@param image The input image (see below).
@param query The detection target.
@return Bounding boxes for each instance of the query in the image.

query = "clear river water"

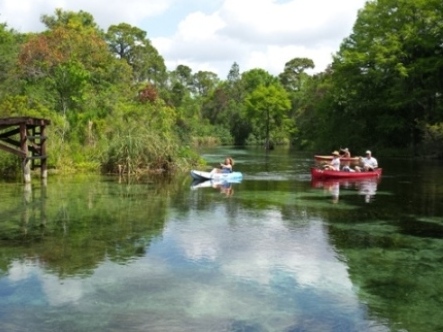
[0,146,442,332]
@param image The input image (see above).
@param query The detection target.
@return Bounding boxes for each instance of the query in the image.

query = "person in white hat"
[323,151,341,171]
[355,150,378,172]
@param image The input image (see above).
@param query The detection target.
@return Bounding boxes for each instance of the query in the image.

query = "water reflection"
[191,179,240,197]
[0,182,48,238]
[311,177,381,203]
[1,179,386,331]
[0,175,169,278]
[156,205,385,331]
[1,149,443,331]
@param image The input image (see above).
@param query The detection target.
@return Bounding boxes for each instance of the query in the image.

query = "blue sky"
[0,0,368,78]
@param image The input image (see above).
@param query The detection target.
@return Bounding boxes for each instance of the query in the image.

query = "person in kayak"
[210,157,234,174]
[355,150,378,172]
[323,151,341,171]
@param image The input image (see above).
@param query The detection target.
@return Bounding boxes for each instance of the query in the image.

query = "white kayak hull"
[190,170,243,182]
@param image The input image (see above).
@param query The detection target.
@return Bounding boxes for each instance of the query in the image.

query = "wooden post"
[0,117,50,183]
[40,123,48,180]
[20,123,31,183]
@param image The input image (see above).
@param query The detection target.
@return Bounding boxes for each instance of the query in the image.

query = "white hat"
[366,150,371,154]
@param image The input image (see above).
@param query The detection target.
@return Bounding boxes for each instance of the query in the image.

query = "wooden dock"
[0,117,50,182]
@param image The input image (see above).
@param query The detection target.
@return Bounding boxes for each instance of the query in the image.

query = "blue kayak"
[190,170,243,182]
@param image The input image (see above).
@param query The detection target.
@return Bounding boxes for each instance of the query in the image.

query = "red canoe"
[311,167,382,179]
[314,155,360,162]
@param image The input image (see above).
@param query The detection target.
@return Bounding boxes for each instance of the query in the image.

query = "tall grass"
[102,126,178,174]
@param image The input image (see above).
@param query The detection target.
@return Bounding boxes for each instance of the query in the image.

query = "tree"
[277,57,315,147]
[17,9,133,147]
[245,83,291,149]
[18,24,123,112]
[331,0,443,151]
[279,57,314,92]
[41,8,101,33]
[241,68,277,93]
[192,70,219,97]
[171,65,193,88]
[106,23,166,85]
[0,23,22,99]
[201,85,229,125]
[226,62,243,103]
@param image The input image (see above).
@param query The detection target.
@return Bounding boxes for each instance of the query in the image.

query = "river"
[0,146,442,332]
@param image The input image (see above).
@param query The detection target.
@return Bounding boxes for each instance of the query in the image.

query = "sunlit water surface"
[0,147,442,332]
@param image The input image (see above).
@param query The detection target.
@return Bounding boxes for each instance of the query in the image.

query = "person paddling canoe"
[355,150,378,172]
[323,151,340,171]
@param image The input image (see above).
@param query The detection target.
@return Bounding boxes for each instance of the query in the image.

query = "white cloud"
[154,0,367,76]
[0,0,172,32]
[177,11,225,41]
[168,207,354,294]
[0,0,367,78]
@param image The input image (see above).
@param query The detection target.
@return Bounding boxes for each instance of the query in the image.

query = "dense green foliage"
[318,0,443,154]
[0,1,442,176]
